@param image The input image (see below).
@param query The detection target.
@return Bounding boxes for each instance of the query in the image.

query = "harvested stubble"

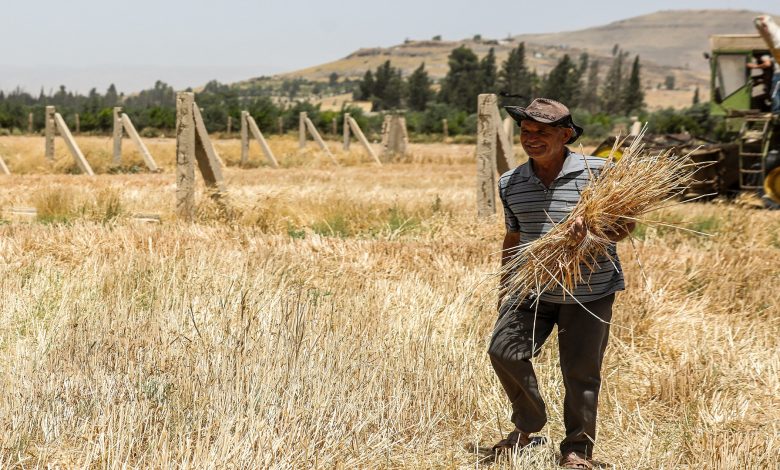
[502,136,697,304]
[0,144,777,468]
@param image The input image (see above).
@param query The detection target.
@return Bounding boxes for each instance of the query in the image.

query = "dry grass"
[0,135,479,176]
[0,139,778,468]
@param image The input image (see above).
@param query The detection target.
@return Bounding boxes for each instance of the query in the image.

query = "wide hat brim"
[504,106,583,145]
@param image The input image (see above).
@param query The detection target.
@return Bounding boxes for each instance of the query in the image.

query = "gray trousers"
[488,294,614,457]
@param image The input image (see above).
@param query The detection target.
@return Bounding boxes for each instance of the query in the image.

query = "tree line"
[355,42,645,117]
[1,41,713,141]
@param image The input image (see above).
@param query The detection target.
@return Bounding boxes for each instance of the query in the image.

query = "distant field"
[310,89,698,113]
[0,137,777,468]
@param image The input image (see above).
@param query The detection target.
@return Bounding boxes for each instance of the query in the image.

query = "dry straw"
[500,132,700,306]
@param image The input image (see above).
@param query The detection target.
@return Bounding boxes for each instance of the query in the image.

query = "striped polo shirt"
[498,150,625,304]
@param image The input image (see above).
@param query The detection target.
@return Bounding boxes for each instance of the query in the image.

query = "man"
[487,98,633,469]
[747,53,780,114]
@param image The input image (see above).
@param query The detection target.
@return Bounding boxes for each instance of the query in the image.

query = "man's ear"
[562,127,574,142]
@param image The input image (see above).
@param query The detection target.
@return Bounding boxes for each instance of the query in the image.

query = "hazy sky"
[1,0,777,93]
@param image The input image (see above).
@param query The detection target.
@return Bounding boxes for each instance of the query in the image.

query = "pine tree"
[577,52,589,75]
[498,42,532,99]
[529,69,542,99]
[371,61,404,110]
[480,48,498,92]
[383,69,404,110]
[580,60,600,113]
[373,61,393,102]
[541,54,579,106]
[105,84,118,107]
[621,55,644,115]
[407,63,433,111]
[356,70,374,101]
[601,49,627,114]
[438,45,481,112]
[692,86,700,105]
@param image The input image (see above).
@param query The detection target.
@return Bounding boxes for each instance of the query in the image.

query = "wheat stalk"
[500,134,699,304]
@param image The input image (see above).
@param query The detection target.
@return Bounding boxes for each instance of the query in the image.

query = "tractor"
[593,15,780,208]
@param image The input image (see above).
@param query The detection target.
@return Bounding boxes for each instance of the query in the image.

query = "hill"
[513,9,779,72]
[255,9,779,110]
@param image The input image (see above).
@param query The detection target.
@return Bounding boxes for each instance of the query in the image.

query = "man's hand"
[569,216,635,243]
[569,215,587,243]
[605,221,636,242]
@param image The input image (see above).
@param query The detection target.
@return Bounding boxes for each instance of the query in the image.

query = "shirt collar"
[559,149,585,177]
[518,148,584,179]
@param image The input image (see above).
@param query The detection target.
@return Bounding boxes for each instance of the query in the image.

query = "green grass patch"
[387,205,420,235]
[311,213,351,237]
[287,223,306,239]
[631,223,648,240]
[689,216,720,235]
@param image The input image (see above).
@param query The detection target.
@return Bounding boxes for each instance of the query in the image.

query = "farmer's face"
[520,120,572,164]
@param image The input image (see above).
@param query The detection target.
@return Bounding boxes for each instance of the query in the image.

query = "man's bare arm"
[748,57,773,69]
[498,231,521,310]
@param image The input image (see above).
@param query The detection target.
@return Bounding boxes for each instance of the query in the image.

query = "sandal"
[558,450,593,469]
[492,430,546,454]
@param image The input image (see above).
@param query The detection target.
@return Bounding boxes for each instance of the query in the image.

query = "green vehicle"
[709,33,779,208]
[594,29,780,208]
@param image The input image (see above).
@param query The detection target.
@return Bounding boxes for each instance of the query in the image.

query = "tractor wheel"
[763,168,780,209]
[592,136,628,161]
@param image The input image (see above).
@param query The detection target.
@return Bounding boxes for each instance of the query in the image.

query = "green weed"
[311,213,350,237]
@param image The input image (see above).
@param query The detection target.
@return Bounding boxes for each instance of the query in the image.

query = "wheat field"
[0,135,778,468]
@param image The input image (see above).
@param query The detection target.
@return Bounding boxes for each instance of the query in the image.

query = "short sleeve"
[499,180,520,233]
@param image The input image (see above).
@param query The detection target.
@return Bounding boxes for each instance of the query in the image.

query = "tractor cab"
[709,34,776,117]
[709,34,780,207]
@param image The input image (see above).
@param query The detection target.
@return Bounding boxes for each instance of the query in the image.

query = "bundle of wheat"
[500,135,698,305]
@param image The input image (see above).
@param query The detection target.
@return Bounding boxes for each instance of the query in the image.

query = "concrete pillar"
[278,116,284,135]
[399,116,409,149]
[28,112,33,134]
[299,112,307,149]
[121,113,158,171]
[0,154,10,175]
[240,111,249,165]
[503,116,514,144]
[629,118,642,136]
[192,104,226,193]
[477,94,499,218]
[495,113,516,172]
[227,115,232,136]
[246,114,279,168]
[45,106,55,160]
[442,118,449,139]
[75,113,80,134]
[382,115,407,160]
[54,112,94,176]
[112,107,123,165]
[331,117,337,135]
[347,116,381,166]
[176,92,196,221]
[303,115,338,164]
[343,113,351,151]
